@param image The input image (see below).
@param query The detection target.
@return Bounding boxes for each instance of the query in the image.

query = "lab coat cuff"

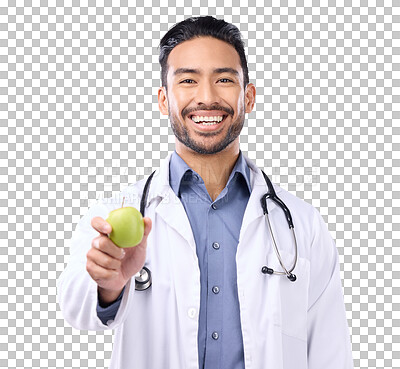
[102,277,135,329]
[96,286,126,325]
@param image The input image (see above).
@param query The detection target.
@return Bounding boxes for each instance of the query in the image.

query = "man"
[57,16,354,369]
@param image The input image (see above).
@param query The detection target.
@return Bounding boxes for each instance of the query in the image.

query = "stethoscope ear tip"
[261,266,274,275]
[287,273,296,282]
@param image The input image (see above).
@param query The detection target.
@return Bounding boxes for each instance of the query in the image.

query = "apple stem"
[122,196,125,208]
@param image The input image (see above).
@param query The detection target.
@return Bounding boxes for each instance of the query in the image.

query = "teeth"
[191,115,224,123]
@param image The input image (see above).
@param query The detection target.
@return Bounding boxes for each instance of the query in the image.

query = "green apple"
[106,200,144,248]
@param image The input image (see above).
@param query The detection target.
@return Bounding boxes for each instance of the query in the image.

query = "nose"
[194,81,221,106]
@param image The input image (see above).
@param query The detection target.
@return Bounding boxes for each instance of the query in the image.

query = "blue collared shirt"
[97,150,251,369]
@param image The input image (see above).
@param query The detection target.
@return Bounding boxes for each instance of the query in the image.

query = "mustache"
[183,105,234,117]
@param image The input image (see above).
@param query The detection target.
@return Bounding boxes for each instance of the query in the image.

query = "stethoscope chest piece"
[135,266,152,291]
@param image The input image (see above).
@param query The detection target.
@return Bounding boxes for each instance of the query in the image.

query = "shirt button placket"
[207,201,222,365]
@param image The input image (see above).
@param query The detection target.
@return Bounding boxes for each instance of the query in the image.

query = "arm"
[56,200,123,330]
[307,209,354,369]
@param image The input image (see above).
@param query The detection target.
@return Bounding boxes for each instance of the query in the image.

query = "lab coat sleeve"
[307,209,354,369]
[56,199,135,331]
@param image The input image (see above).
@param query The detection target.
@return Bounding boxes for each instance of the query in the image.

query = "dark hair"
[158,16,249,91]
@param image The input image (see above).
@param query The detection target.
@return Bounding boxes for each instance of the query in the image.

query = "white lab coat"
[57,151,354,369]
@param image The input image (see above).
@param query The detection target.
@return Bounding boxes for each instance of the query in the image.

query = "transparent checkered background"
[1,0,399,368]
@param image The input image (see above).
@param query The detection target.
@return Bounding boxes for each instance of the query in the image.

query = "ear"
[158,86,169,116]
[244,83,256,114]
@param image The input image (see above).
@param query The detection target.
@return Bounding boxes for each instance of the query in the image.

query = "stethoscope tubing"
[135,168,299,290]
[265,213,298,276]
[260,170,298,282]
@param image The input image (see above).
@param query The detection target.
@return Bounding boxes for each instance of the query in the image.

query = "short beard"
[169,108,245,155]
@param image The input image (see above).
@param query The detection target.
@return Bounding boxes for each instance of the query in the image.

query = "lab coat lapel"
[155,190,197,253]
[146,152,197,253]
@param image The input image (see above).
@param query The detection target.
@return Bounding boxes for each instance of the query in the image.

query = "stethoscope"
[134,168,298,291]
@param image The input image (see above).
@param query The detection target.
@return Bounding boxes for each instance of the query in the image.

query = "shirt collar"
[169,150,252,198]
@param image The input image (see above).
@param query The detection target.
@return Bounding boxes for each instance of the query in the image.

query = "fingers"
[91,216,112,235]
[86,237,124,283]
[86,258,119,281]
[88,247,122,271]
[92,235,126,260]
[86,235,126,292]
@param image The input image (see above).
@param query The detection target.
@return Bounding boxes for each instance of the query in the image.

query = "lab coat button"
[187,308,197,319]
[212,286,220,294]
[211,204,217,210]
[212,331,219,340]
[212,242,220,250]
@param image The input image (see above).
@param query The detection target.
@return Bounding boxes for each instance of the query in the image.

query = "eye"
[219,78,233,83]
[180,79,195,84]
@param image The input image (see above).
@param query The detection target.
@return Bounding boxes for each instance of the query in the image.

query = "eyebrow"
[173,67,240,77]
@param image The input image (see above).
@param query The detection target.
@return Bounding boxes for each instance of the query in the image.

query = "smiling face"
[158,36,256,155]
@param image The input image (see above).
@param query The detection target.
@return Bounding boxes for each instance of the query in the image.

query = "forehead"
[167,37,242,77]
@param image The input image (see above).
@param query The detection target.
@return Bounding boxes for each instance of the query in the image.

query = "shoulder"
[273,184,316,215]
[270,183,328,246]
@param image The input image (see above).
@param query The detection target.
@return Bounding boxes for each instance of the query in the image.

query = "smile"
[190,115,228,126]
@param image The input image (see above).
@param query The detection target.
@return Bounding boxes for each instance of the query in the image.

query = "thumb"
[142,217,152,240]
[125,217,152,254]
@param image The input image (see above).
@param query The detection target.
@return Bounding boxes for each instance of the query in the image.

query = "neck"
[175,140,240,201]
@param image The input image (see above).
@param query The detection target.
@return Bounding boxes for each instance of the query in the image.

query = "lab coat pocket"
[270,250,310,342]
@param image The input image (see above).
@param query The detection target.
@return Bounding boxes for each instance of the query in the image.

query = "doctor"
[57,16,354,369]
